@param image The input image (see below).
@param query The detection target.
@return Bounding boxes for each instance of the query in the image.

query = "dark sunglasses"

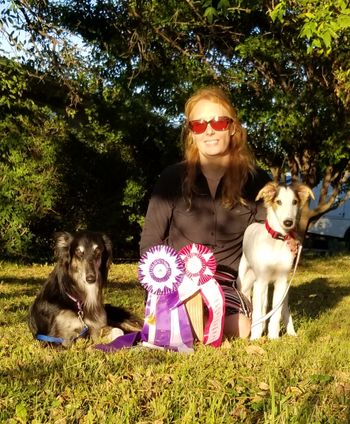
[188,116,233,134]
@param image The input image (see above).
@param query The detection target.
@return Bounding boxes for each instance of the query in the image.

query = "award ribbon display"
[95,244,225,352]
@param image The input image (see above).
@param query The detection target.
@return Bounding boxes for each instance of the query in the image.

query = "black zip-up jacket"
[140,162,270,276]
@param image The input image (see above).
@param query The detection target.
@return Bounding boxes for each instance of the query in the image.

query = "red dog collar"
[265,220,297,241]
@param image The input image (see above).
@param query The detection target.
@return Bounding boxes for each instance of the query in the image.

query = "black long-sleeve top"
[140,161,270,276]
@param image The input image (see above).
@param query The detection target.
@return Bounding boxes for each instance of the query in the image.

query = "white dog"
[238,181,314,339]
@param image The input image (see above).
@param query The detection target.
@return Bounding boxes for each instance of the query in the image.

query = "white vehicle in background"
[307,184,350,249]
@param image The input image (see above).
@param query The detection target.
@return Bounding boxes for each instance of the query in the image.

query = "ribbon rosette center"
[138,245,184,295]
[149,258,171,282]
[184,254,205,276]
[179,244,217,285]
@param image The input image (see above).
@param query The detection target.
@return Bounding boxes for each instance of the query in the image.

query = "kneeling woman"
[140,86,270,338]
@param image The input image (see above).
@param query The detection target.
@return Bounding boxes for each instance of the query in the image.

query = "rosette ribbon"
[178,244,225,347]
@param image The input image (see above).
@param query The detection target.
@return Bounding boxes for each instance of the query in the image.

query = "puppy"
[28,230,139,347]
[238,182,314,339]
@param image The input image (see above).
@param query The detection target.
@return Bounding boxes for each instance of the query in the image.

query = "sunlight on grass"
[1,254,350,423]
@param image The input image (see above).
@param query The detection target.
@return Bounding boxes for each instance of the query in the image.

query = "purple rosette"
[138,245,185,295]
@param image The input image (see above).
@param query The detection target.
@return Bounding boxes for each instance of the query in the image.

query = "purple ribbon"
[94,332,141,352]
[143,292,193,351]
[95,292,193,352]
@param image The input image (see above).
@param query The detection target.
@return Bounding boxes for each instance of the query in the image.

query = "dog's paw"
[99,326,124,343]
[250,325,264,340]
[109,327,124,341]
[250,331,263,341]
[286,321,297,336]
[267,333,280,340]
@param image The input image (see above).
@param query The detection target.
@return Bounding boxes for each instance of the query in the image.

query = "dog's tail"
[104,304,143,333]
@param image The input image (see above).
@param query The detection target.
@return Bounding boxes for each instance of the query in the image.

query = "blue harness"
[36,293,89,345]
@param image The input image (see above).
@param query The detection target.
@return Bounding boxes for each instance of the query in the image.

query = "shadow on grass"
[3,274,350,319]
[1,275,140,292]
[108,281,141,291]
[0,277,45,301]
[0,276,45,286]
[1,353,82,383]
[289,277,350,320]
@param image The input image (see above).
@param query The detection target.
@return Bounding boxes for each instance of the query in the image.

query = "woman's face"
[189,99,234,161]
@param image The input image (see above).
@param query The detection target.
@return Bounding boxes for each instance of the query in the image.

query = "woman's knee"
[224,313,251,339]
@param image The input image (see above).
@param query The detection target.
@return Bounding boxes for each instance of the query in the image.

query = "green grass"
[1,254,350,423]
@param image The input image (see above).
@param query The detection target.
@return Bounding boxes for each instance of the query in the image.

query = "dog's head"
[54,231,113,286]
[256,181,314,230]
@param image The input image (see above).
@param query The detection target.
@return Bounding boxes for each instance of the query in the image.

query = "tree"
[34,0,349,235]
[0,0,349,260]
[0,58,64,259]
[0,54,181,260]
[0,1,182,260]
[268,0,350,232]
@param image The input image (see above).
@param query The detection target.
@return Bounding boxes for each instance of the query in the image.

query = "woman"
[140,86,270,338]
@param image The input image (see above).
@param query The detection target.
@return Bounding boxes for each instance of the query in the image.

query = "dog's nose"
[86,274,96,283]
[283,219,294,228]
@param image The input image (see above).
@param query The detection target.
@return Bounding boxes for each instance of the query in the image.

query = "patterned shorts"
[215,271,252,318]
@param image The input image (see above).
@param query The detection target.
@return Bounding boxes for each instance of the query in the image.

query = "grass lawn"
[1,253,350,423]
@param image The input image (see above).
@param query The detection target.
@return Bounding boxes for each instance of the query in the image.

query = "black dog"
[28,231,141,347]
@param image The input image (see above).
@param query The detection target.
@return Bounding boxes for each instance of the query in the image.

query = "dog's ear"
[256,181,279,203]
[294,183,315,206]
[102,234,113,269]
[54,232,74,263]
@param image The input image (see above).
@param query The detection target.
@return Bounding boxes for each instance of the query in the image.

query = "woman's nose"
[206,123,215,134]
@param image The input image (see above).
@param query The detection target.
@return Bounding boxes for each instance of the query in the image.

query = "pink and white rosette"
[179,244,225,347]
[138,245,194,352]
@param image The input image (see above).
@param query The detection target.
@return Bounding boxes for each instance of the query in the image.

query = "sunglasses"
[188,116,233,135]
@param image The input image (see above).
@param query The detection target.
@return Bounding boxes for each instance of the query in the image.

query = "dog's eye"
[276,200,282,205]
[292,199,298,205]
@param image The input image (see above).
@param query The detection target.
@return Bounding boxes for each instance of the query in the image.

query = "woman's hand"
[286,238,301,257]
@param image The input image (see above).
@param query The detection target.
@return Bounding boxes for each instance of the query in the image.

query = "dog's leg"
[281,293,296,336]
[268,276,289,339]
[54,311,86,347]
[250,279,269,340]
[85,312,108,341]
[237,254,255,299]
[88,326,103,341]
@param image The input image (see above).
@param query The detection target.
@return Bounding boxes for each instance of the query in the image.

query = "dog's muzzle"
[283,219,294,228]
[86,273,96,284]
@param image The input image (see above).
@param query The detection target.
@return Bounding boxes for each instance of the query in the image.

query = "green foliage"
[122,178,147,229]
[0,61,65,259]
[269,0,350,109]
[0,55,180,261]
[270,0,350,55]
[0,59,26,106]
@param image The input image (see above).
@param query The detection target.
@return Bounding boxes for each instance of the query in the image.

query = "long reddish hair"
[182,86,255,208]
